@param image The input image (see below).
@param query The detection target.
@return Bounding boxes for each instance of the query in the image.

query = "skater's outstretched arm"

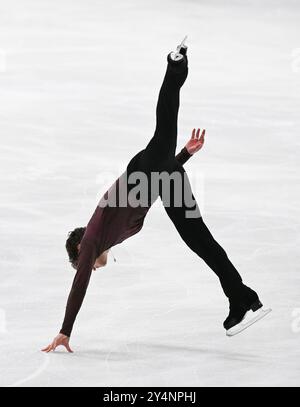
[176,128,205,165]
[42,239,98,352]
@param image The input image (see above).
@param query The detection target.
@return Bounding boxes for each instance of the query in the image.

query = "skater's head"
[66,227,109,270]
[66,227,86,269]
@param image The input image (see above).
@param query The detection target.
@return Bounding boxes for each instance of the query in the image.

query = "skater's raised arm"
[176,128,205,165]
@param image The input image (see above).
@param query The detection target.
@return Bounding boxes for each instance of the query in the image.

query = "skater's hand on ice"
[41,333,73,353]
[185,128,205,154]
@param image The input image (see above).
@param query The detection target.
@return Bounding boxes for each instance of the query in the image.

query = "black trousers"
[127,54,252,303]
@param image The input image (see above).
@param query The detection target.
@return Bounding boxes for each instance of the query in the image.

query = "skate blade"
[226,307,272,337]
[179,35,188,48]
[176,35,188,53]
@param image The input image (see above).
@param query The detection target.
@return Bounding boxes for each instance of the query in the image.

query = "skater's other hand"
[186,128,205,154]
[41,333,73,353]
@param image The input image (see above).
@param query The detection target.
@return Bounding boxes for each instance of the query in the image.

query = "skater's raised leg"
[140,43,189,172]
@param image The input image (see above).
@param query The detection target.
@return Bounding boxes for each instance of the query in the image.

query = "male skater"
[42,39,270,353]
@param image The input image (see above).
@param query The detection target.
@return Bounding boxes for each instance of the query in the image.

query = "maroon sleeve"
[60,239,97,337]
[175,146,193,165]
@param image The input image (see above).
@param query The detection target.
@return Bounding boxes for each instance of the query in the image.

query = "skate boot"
[169,35,188,62]
[224,289,272,337]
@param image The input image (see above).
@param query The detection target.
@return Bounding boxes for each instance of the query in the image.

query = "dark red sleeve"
[175,146,193,165]
[60,239,97,337]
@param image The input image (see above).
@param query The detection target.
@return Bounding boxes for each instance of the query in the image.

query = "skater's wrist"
[175,147,193,165]
[184,146,194,155]
[59,328,71,338]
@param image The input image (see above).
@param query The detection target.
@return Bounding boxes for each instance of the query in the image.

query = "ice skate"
[169,35,188,62]
[224,298,272,337]
[176,35,188,55]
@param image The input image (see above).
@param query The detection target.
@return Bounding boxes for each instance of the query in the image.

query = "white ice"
[0,0,299,387]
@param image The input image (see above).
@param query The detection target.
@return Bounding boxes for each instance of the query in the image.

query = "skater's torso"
[81,150,151,260]
[83,178,150,259]
[81,147,191,260]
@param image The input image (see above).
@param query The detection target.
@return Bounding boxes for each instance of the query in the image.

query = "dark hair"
[65,227,86,269]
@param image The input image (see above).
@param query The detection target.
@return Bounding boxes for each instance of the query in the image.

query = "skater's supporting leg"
[141,54,188,172]
[160,163,250,302]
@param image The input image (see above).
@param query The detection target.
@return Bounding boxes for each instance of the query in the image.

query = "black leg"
[160,163,246,300]
[141,55,188,172]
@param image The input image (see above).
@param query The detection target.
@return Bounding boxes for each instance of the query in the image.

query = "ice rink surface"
[0,0,299,387]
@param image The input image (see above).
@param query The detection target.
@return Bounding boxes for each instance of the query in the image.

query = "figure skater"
[42,38,271,353]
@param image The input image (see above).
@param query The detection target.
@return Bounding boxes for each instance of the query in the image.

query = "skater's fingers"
[44,340,57,353]
[41,345,51,352]
[65,343,74,353]
[196,128,201,139]
[44,345,54,353]
[200,130,205,142]
[191,128,196,139]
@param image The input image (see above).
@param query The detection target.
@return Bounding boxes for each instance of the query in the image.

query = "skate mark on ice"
[7,354,50,387]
